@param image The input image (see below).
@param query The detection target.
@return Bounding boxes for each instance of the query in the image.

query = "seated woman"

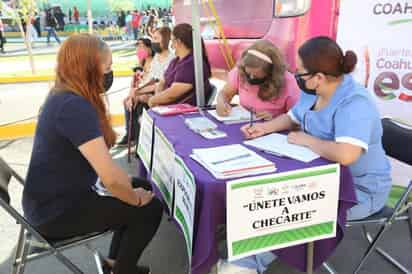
[119,28,174,146]
[219,37,392,274]
[22,34,163,274]
[216,40,299,120]
[148,23,212,107]
[133,37,155,87]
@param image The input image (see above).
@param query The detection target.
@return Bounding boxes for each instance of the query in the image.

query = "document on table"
[191,144,276,179]
[244,133,320,163]
[208,106,260,124]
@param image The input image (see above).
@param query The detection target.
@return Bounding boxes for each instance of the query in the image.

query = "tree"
[108,0,134,12]
[4,0,44,75]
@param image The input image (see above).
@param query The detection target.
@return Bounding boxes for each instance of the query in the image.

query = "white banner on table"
[173,155,196,271]
[151,126,176,211]
[137,109,154,172]
[226,164,340,261]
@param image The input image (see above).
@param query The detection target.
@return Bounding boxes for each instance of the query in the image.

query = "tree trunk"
[17,19,36,75]
[88,0,93,34]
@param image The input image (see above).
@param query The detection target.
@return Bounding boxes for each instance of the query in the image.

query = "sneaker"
[217,259,258,274]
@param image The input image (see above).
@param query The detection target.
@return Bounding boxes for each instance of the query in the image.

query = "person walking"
[131,10,141,40]
[0,17,6,54]
[68,8,72,24]
[33,12,42,38]
[45,9,61,45]
[73,6,80,24]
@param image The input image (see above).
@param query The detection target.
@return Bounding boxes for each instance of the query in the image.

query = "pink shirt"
[228,67,300,117]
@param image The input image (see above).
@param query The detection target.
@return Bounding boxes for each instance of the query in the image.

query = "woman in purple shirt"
[148,23,212,107]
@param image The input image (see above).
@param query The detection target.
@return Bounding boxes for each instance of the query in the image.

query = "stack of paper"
[191,144,276,179]
[208,106,260,124]
[244,133,320,163]
[152,104,198,116]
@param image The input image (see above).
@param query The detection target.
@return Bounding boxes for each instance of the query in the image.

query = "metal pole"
[191,0,205,107]
[306,242,314,274]
[87,0,93,34]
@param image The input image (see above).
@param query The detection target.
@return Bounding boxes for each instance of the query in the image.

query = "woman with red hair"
[23,34,162,274]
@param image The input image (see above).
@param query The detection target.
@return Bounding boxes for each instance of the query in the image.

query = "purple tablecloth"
[138,111,357,274]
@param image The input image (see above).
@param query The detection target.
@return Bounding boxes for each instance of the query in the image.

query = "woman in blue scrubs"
[217,36,392,274]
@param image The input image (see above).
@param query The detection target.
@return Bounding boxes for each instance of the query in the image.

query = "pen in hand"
[249,107,255,128]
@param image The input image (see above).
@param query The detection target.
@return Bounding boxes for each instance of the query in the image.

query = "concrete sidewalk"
[0,40,136,58]
[0,136,411,274]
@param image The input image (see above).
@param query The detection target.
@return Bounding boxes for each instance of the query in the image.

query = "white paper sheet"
[244,133,320,163]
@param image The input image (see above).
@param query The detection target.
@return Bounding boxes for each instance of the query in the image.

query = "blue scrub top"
[288,75,392,196]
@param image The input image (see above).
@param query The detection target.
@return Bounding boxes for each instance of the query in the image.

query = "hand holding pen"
[216,101,232,117]
[249,107,255,128]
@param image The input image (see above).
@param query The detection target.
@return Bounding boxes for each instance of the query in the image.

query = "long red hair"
[51,34,116,147]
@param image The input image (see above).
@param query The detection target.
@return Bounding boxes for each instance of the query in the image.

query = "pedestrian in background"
[68,8,72,24]
[45,9,61,45]
[132,10,141,40]
[0,17,6,54]
[33,12,42,38]
[73,6,80,24]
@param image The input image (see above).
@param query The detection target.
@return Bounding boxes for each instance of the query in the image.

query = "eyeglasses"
[295,72,314,78]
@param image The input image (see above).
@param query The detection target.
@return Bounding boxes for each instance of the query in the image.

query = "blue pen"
[212,153,251,165]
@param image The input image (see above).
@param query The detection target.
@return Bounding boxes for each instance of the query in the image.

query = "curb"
[0,114,125,140]
[0,70,134,84]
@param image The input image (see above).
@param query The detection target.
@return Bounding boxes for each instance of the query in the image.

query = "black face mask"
[152,42,163,54]
[295,73,317,95]
[246,74,266,86]
[103,71,114,92]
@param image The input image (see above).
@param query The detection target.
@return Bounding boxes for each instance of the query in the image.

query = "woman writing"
[216,40,299,120]
[219,37,392,274]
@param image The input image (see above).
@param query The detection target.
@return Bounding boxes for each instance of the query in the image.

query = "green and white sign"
[137,109,154,172]
[226,164,340,261]
[151,126,175,211]
[173,155,196,271]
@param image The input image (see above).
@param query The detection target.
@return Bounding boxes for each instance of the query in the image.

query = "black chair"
[0,156,111,274]
[323,118,412,274]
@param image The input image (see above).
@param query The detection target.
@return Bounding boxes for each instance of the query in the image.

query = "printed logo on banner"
[337,0,412,187]
[338,0,412,106]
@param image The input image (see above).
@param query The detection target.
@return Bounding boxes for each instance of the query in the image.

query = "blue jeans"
[228,187,391,273]
[46,27,61,44]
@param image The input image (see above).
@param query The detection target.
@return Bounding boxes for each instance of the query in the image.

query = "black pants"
[37,178,163,274]
[0,31,4,51]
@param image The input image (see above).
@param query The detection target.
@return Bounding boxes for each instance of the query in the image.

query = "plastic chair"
[323,118,412,274]
[0,156,111,274]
